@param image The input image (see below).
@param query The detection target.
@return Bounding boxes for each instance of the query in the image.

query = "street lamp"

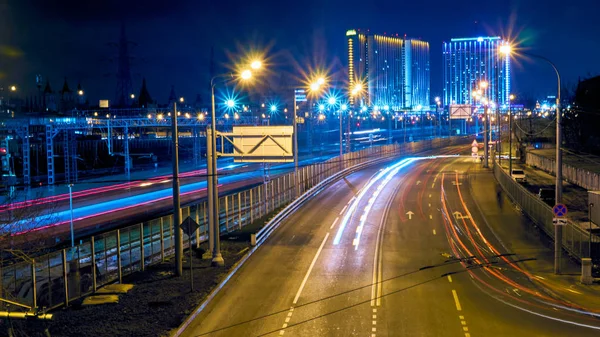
[179,97,184,103]
[207,61,262,267]
[508,94,515,175]
[473,81,490,168]
[78,90,84,96]
[501,44,563,273]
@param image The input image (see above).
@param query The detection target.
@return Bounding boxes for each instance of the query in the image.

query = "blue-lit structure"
[443,36,511,107]
[347,30,430,110]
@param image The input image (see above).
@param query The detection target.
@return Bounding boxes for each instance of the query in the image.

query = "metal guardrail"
[1,137,466,312]
[493,163,600,262]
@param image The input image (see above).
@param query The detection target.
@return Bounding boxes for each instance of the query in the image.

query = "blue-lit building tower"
[443,36,511,107]
[347,29,430,110]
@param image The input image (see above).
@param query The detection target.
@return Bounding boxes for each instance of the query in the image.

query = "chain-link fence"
[493,163,600,262]
[1,136,466,312]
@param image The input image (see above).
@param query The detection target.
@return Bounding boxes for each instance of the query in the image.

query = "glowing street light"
[317,77,325,85]
[131,93,135,99]
[78,89,84,96]
[241,69,252,80]
[10,85,16,92]
[341,104,348,111]
[226,99,236,108]
[251,60,262,70]
[179,97,184,103]
[500,44,512,55]
[270,105,277,112]
[318,104,325,111]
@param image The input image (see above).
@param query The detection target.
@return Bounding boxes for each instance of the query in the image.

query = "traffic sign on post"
[553,218,567,226]
[553,204,568,217]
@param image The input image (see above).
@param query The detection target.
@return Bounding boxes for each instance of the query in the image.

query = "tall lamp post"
[473,81,490,168]
[207,60,261,267]
[508,94,515,175]
[340,103,348,161]
[501,44,563,273]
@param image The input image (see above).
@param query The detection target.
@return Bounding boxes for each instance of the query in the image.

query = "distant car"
[538,188,555,205]
[511,169,527,183]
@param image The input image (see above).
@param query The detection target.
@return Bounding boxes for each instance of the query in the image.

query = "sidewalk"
[468,167,600,310]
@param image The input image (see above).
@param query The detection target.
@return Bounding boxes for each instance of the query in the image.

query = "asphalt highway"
[179,151,600,336]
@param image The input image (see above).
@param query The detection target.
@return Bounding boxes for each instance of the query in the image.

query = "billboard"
[231,126,293,163]
[450,104,472,119]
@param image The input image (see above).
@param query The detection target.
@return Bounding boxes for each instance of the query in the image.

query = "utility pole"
[172,102,183,276]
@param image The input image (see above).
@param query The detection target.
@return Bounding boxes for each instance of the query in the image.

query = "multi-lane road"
[179,151,600,336]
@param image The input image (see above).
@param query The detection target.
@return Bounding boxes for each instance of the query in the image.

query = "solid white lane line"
[293,233,330,305]
[330,217,339,230]
[452,290,462,311]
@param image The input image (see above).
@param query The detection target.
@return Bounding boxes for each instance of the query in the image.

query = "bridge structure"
[0,108,261,186]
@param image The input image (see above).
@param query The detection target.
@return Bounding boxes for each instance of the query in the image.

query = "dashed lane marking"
[340,205,348,215]
[330,217,339,230]
[433,229,437,235]
[452,290,462,311]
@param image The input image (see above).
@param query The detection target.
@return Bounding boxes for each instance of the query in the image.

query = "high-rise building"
[443,36,511,107]
[347,29,430,110]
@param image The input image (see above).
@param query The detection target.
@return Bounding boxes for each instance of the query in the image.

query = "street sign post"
[553,204,568,218]
[180,216,200,291]
[553,218,567,226]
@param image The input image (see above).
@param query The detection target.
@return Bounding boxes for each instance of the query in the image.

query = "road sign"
[552,203,568,217]
[450,104,472,119]
[553,218,567,226]
[230,126,294,163]
[295,89,307,102]
[471,146,478,154]
[180,216,199,237]
[471,140,479,147]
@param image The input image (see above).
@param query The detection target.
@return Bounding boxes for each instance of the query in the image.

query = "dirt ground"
[11,235,251,337]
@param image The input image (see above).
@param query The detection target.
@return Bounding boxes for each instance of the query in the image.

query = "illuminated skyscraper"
[347,29,430,110]
[443,36,511,106]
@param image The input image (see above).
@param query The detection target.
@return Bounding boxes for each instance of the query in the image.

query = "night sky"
[1,0,599,105]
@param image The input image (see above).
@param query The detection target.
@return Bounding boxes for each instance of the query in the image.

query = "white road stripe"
[340,205,348,215]
[293,233,330,304]
[330,217,339,230]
